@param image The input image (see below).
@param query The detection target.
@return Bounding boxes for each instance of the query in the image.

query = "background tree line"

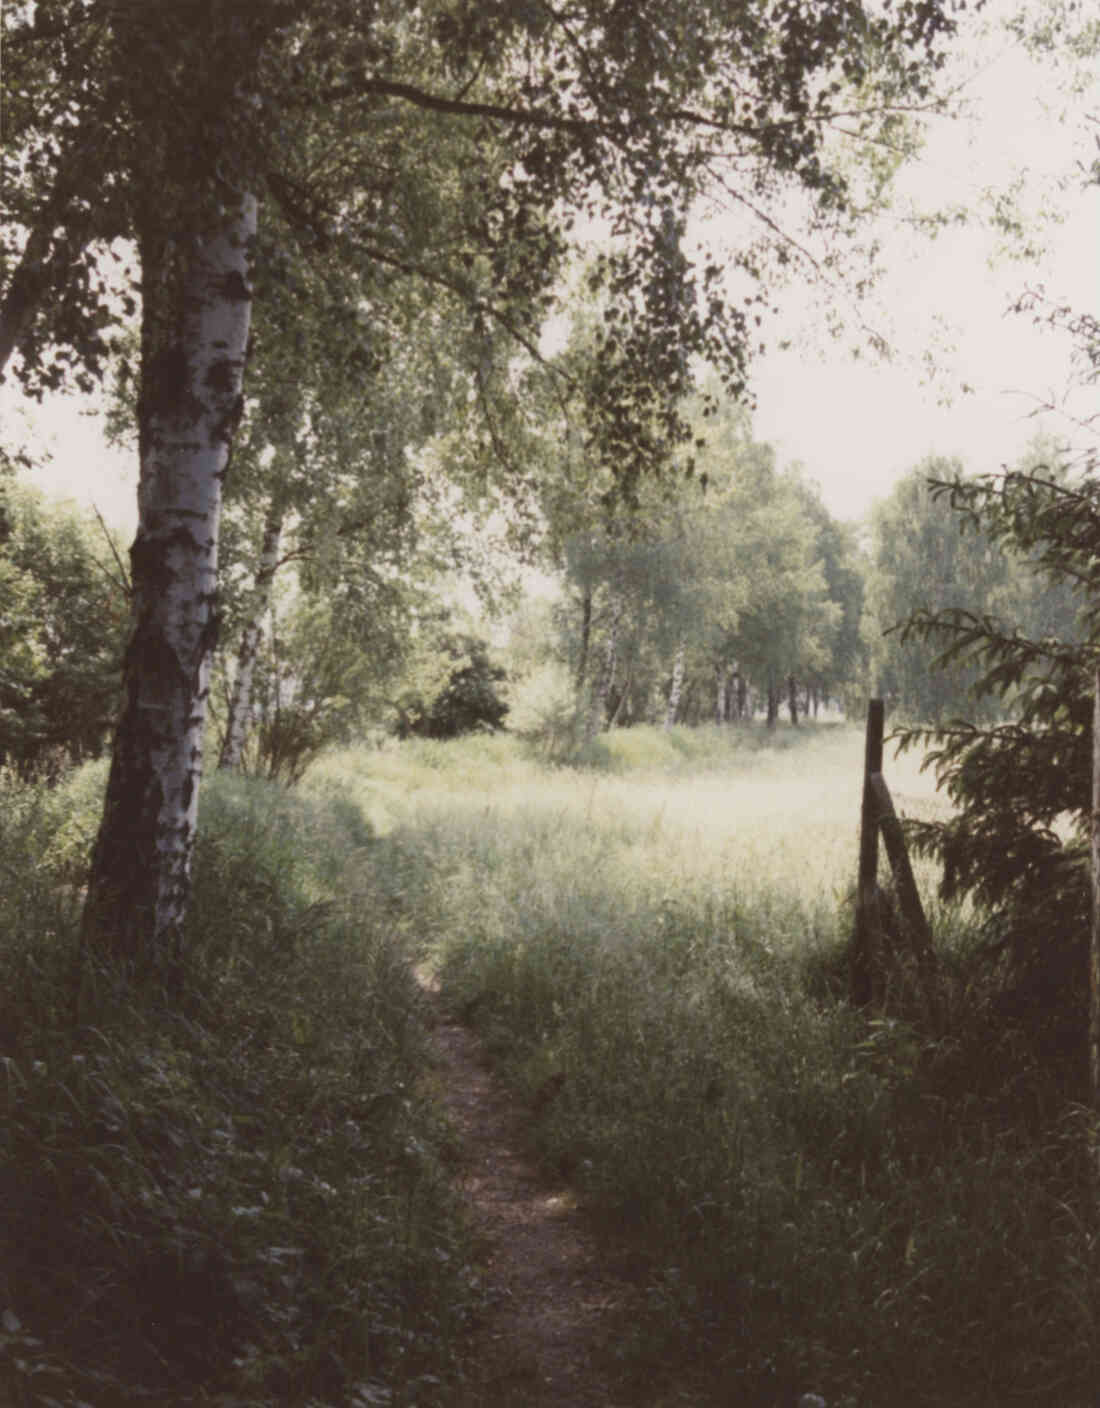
[7,405,1085,785]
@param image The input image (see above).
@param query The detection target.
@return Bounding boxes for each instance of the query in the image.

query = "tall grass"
[9,721,1090,1405]
[317,722,1100,1406]
[0,765,477,1407]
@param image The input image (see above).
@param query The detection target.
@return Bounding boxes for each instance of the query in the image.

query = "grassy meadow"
[314,721,1097,1407]
[2,720,1096,1406]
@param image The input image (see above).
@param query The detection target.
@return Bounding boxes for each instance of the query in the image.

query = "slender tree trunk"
[788,673,799,726]
[609,662,634,728]
[575,587,593,693]
[665,642,685,730]
[715,663,727,726]
[585,596,621,742]
[81,196,256,963]
[736,670,748,721]
[766,672,779,729]
[218,497,284,771]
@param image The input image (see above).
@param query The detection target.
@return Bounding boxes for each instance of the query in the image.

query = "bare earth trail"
[421,980,667,1408]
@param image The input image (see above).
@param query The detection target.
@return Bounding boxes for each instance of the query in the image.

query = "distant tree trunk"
[736,671,748,721]
[609,661,634,728]
[575,587,593,693]
[218,497,284,771]
[585,596,622,742]
[81,196,256,963]
[268,597,283,763]
[724,667,736,723]
[715,664,727,726]
[665,642,685,730]
[766,672,779,729]
[788,674,799,726]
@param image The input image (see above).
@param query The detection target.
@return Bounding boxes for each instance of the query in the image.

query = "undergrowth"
[318,723,1100,1407]
[0,765,476,1407]
[11,721,1094,1406]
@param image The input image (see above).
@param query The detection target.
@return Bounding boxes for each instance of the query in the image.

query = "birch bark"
[665,643,685,731]
[218,498,284,771]
[82,196,256,961]
[585,597,622,742]
[714,664,727,726]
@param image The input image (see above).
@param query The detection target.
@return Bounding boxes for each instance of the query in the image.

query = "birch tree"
[217,494,284,772]
[80,194,258,960]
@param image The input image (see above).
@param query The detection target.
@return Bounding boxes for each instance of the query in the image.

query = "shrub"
[505,660,584,759]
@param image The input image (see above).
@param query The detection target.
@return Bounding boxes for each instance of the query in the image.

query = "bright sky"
[750,22,1100,520]
[3,4,1098,537]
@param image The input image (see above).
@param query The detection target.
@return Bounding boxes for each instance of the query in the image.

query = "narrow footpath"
[422,983,661,1408]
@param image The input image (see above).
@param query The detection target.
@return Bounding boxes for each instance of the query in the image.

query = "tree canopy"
[1,0,971,956]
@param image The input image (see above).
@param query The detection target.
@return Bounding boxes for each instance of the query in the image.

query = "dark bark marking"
[204,357,238,394]
[219,268,250,302]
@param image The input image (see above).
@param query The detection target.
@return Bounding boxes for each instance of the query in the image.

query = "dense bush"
[393,633,508,740]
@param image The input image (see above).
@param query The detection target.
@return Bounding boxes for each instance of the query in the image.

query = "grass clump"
[0,766,476,1407]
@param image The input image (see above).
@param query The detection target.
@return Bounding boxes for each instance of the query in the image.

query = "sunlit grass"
[314,720,945,919]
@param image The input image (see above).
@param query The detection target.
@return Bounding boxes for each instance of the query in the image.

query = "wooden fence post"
[850,697,936,1010]
[850,699,884,1006]
[867,773,934,966]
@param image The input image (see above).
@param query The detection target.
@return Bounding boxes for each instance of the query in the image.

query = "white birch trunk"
[82,196,256,961]
[664,642,685,731]
[585,598,622,743]
[715,664,727,726]
[218,499,283,771]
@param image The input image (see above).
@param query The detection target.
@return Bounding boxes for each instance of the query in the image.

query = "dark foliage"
[895,468,1100,1083]
[396,633,509,740]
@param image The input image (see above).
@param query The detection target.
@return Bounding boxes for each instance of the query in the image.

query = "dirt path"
[422,985,657,1408]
